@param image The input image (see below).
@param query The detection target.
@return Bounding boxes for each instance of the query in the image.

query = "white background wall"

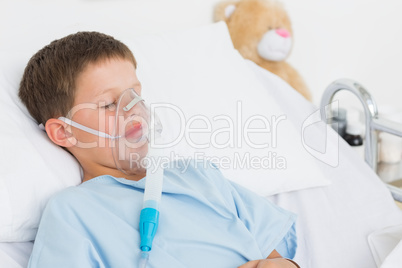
[2,0,402,110]
[284,0,402,110]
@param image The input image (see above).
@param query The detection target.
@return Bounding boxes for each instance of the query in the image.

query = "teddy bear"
[214,0,312,101]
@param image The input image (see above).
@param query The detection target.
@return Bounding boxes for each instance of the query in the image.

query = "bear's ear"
[214,1,238,22]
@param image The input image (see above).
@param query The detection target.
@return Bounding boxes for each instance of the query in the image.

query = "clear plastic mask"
[112,88,163,175]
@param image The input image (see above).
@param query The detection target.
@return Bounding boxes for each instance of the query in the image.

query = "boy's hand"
[238,258,298,268]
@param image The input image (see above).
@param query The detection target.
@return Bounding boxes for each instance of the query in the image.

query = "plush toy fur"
[214,0,312,101]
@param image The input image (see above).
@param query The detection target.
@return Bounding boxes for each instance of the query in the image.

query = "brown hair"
[19,31,137,125]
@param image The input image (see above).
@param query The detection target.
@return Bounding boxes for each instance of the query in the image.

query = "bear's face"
[215,0,293,63]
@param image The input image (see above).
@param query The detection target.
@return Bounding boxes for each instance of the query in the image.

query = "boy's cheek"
[72,130,102,149]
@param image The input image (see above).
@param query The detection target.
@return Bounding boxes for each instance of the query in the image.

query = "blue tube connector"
[139,207,159,251]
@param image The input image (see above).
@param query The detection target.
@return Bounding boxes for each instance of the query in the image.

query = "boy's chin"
[115,144,149,174]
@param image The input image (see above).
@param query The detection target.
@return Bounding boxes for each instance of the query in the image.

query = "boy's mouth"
[125,121,143,141]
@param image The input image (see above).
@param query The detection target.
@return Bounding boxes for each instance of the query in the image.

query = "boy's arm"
[238,250,300,268]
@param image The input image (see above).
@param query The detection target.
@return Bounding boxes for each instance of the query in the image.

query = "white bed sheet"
[1,59,402,268]
[0,242,33,268]
[379,240,402,268]
[246,60,402,267]
[368,224,402,268]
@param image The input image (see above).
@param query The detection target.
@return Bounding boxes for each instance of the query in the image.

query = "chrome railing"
[320,78,402,201]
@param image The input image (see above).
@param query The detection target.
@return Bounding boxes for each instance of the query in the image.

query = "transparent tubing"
[143,105,164,209]
[111,89,164,268]
[143,146,164,209]
[139,251,149,268]
[139,106,164,268]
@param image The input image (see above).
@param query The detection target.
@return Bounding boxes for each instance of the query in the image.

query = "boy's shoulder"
[40,185,87,221]
[43,175,125,211]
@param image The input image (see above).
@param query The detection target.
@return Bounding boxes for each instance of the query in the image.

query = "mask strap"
[58,117,118,139]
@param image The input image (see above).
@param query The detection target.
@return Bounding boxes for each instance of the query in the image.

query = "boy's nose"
[276,28,290,38]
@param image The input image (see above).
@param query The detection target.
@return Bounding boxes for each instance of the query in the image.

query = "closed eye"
[100,102,116,111]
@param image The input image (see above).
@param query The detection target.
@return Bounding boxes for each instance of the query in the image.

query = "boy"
[19,31,299,268]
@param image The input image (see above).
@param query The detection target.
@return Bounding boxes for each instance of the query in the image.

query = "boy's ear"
[45,118,77,148]
[214,1,238,22]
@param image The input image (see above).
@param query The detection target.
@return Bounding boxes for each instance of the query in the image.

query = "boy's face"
[67,57,147,181]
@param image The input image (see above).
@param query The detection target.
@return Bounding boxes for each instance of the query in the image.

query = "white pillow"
[0,3,329,242]
[129,23,330,196]
[0,52,82,242]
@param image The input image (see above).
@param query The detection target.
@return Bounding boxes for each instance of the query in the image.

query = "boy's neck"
[81,164,146,183]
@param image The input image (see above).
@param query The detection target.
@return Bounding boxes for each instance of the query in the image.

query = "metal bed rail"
[320,78,402,201]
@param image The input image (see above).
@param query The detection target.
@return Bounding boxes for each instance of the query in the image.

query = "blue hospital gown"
[28,160,297,268]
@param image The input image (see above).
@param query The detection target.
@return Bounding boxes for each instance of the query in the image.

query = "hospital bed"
[1,1,402,267]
